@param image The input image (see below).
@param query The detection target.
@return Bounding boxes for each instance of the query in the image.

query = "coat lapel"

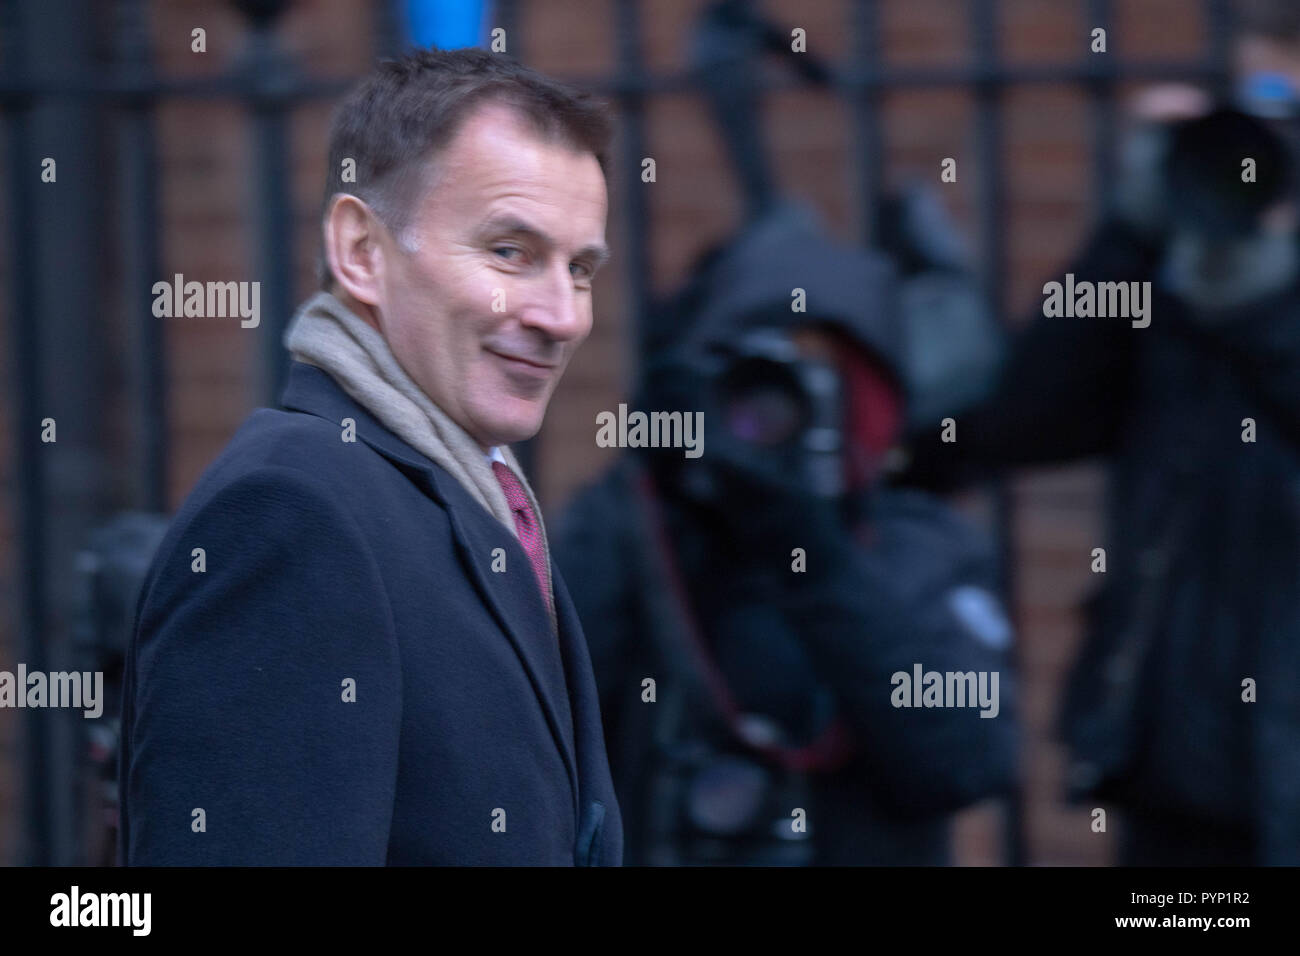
[435,474,580,800]
[553,568,613,802]
[280,362,581,819]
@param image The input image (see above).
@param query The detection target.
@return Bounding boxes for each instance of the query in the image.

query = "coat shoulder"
[187,406,398,508]
[144,405,450,611]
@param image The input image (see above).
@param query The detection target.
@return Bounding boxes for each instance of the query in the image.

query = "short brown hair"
[319,47,614,289]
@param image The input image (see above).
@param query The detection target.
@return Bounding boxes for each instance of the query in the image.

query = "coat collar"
[279,360,585,819]
[281,360,453,502]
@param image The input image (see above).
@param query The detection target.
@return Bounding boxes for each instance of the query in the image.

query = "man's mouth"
[487,349,557,371]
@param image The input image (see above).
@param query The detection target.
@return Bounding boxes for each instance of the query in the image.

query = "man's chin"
[476,412,546,449]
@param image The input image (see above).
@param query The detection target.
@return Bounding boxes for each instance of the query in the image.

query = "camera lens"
[718,358,810,446]
[685,755,771,835]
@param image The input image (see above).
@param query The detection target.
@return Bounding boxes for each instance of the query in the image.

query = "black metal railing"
[0,0,1234,865]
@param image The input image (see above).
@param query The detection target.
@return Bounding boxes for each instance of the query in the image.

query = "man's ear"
[324,193,387,306]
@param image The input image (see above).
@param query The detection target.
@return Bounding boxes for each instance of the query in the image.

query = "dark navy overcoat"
[119,360,622,865]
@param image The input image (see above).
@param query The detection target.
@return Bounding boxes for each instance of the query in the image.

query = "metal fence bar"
[2,0,53,868]
[1086,0,1119,212]
[241,7,296,405]
[496,0,538,478]
[1206,0,1235,99]
[0,57,1227,103]
[115,0,167,513]
[374,0,404,58]
[615,0,652,353]
[967,0,1024,868]
[588,58,1224,97]
[0,75,352,100]
[497,0,522,61]
[851,0,885,246]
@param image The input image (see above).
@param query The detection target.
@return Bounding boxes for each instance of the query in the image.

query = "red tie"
[492,460,555,618]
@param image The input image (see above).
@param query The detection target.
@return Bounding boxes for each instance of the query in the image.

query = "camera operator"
[554,205,1019,865]
[898,0,1300,866]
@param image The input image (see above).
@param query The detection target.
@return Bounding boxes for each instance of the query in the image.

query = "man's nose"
[517,262,588,341]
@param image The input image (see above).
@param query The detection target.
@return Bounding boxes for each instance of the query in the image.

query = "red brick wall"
[0,0,1216,865]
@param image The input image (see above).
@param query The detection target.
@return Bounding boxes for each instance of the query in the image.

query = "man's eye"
[493,246,523,261]
[570,262,593,280]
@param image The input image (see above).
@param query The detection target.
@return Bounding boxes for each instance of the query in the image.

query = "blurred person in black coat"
[899,0,1300,866]
[554,204,1019,865]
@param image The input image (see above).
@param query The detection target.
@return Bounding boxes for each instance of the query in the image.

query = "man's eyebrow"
[579,243,612,269]
[480,214,610,268]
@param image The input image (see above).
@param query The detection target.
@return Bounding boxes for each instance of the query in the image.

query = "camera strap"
[627,459,857,773]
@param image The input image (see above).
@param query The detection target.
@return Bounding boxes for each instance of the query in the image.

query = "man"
[118,48,622,865]
[899,0,1300,865]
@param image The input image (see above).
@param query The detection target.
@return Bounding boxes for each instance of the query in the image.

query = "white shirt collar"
[487,446,507,465]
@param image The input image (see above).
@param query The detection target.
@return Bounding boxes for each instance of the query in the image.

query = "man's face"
[374,102,609,449]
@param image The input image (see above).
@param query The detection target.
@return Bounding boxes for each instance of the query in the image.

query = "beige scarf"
[283,291,556,632]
